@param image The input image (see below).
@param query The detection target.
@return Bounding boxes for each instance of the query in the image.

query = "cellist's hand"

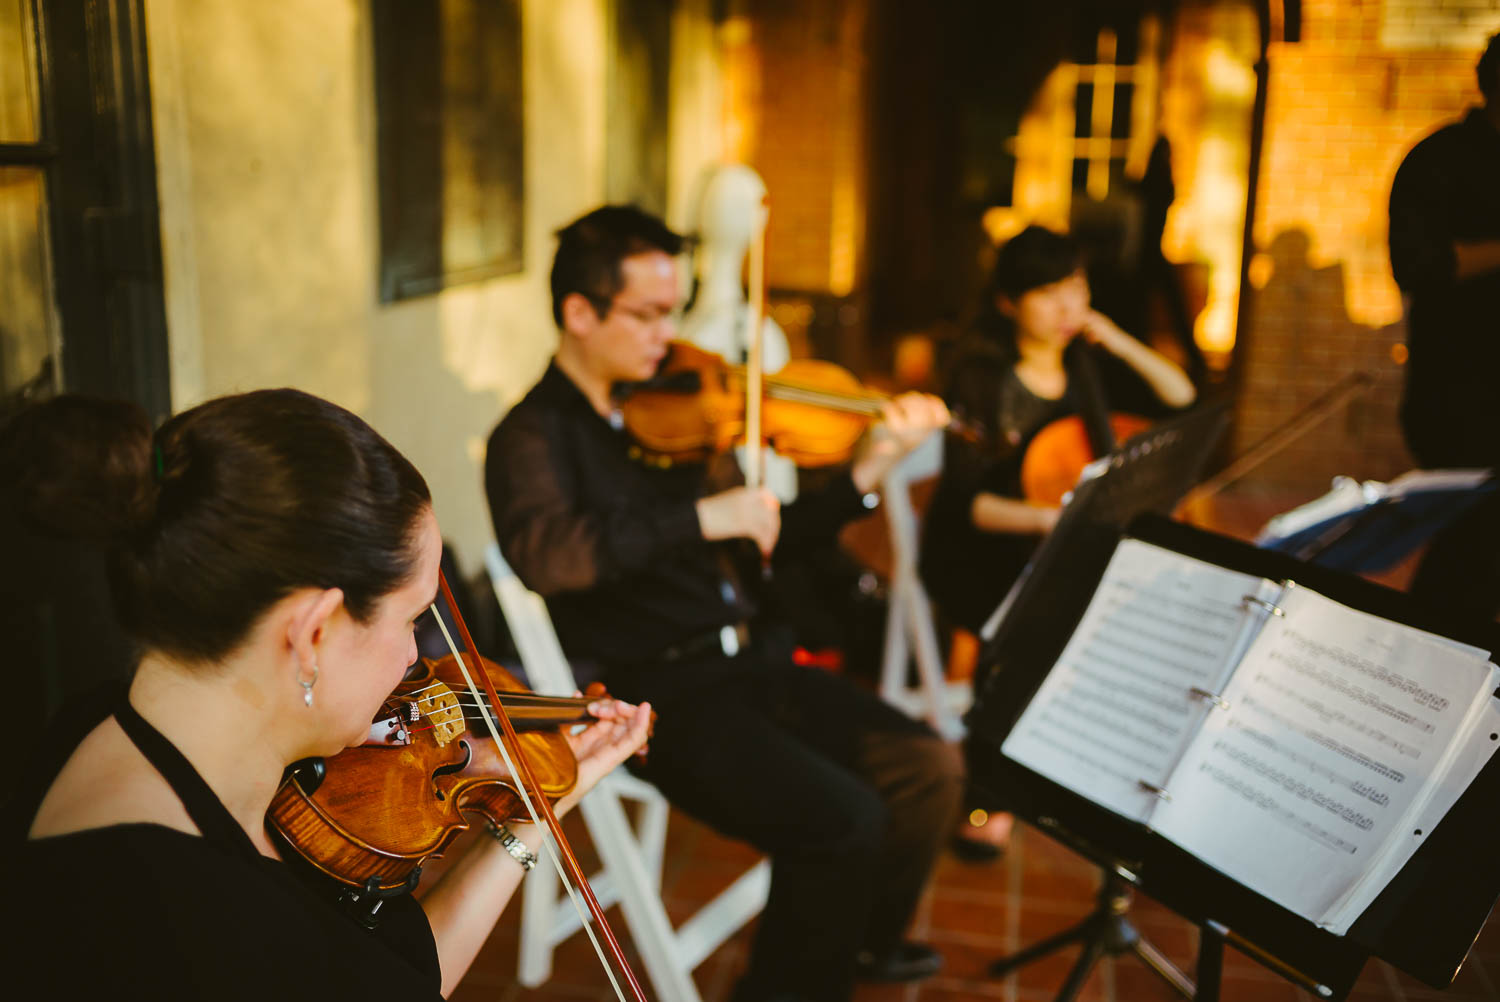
[851,392,951,492]
[1078,309,1134,353]
[553,697,654,817]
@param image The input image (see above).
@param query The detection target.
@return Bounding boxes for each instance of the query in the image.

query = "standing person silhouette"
[1388,30,1500,623]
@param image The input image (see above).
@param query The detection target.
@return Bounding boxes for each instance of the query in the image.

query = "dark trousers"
[608,642,964,1002]
[1410,490,1500,624]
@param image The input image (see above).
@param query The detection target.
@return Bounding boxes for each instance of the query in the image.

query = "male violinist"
[485,205,963,1002]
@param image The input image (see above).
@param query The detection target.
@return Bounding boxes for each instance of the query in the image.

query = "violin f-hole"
[430,739,473,800]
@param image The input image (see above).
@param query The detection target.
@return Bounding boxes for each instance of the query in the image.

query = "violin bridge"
[416,681,466,745]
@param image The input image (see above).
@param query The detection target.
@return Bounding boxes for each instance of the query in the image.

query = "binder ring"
[1190,686,1231,711]
[1242,595,1285,617]
[1137,780,1173,802]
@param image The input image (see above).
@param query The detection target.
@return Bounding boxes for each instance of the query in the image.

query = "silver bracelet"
[485,820,537,871]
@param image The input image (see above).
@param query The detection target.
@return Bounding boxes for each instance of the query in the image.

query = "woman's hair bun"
[0,395,155,539]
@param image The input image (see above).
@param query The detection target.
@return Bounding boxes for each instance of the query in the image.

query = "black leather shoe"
[854,941,943,982]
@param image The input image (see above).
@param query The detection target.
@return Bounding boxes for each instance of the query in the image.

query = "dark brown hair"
[976,225,1087,358]
[5,389,431,664]
[0,395,153,538]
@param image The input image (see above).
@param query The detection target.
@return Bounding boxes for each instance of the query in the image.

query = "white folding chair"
[484,544,771,1002]
[877,431,969,740]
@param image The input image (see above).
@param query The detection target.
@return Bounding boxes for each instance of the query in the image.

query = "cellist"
[486,205,963,1002]
[920,225,1195,856]
[4,389,651,999]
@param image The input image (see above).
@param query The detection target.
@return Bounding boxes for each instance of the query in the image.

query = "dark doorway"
[1,0,169,421]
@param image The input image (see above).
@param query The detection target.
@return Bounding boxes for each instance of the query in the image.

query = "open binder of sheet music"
[1001,538,1500,936]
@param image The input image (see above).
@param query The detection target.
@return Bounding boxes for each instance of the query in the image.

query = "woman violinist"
[5,389,651,999]
[919,226,1195,855]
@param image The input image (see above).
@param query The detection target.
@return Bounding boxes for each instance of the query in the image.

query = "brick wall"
[726,0,868,297]
[1232,0,1498,492]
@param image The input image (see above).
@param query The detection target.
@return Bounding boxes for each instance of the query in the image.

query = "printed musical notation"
[1002,541,1268,821]
[1155,585,1497,930]
[1001,538,1500,933]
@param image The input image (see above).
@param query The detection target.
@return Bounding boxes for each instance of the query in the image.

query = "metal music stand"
[977,401,1230,669]
[1255,471,1496,573]
[965,512,1500,1002]
[987,863,1195,1000]
[967,404,1229,1000]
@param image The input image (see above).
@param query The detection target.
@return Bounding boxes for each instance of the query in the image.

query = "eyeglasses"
[591,295,684,328]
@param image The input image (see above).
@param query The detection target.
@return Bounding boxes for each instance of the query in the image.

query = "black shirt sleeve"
[485,402,701,597]
[775,470,873,557]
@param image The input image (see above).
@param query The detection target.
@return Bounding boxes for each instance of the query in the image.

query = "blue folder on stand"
[1255,469,1496,572]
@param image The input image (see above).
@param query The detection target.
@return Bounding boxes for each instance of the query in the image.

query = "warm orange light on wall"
[720,16,758,164]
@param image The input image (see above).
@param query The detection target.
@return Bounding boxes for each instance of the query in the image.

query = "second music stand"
[971,404,1229,1000]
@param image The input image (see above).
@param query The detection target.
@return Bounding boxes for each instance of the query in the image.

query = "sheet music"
[1152,584,1497,930]
[1002,540,1268,822]
[1322,662,1500,932]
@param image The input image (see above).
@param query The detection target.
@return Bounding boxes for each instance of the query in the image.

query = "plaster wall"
[144,0,724,567]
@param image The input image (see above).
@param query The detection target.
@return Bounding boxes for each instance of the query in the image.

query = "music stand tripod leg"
[987,867,1196,1001]
[987,913,1096,977]
[1136,935,1197,998]
[1192,923,1225,1002]
[1054,935,1108,1002]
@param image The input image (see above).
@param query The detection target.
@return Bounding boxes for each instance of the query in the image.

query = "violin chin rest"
[285,757,326,795]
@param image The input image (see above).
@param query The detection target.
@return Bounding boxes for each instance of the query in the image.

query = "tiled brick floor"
[449,804,1500,1002]
[449,485,1497,1002]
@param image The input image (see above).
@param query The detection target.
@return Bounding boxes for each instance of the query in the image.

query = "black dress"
[921,334,1166,633]
[7,694,443,1000]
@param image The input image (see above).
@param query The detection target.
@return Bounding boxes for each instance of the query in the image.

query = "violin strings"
[766,385,885,414]
[427,605,630,1002]
[724,364,888,412]
[767,380,884,406]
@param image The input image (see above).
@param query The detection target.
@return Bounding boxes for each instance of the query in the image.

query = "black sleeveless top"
[6,688,443,1000]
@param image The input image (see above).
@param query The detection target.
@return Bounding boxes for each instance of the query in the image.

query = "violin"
[271,566,649,998]
[1018,412,1152,506]
[620,340,973,468]
[267,652,597,893]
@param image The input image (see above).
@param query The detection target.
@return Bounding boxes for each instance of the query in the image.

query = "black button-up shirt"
[485,361,873,666]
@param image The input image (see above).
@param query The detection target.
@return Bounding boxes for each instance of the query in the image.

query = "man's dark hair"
[549,205,685,327]
[986,225,1086,303]
[1480,31,1500,101]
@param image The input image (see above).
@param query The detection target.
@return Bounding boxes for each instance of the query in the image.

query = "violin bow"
[743,197,768,492]
[429,569,648,1002]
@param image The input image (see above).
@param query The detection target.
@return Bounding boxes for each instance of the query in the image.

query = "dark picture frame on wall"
[372,0,524,302]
